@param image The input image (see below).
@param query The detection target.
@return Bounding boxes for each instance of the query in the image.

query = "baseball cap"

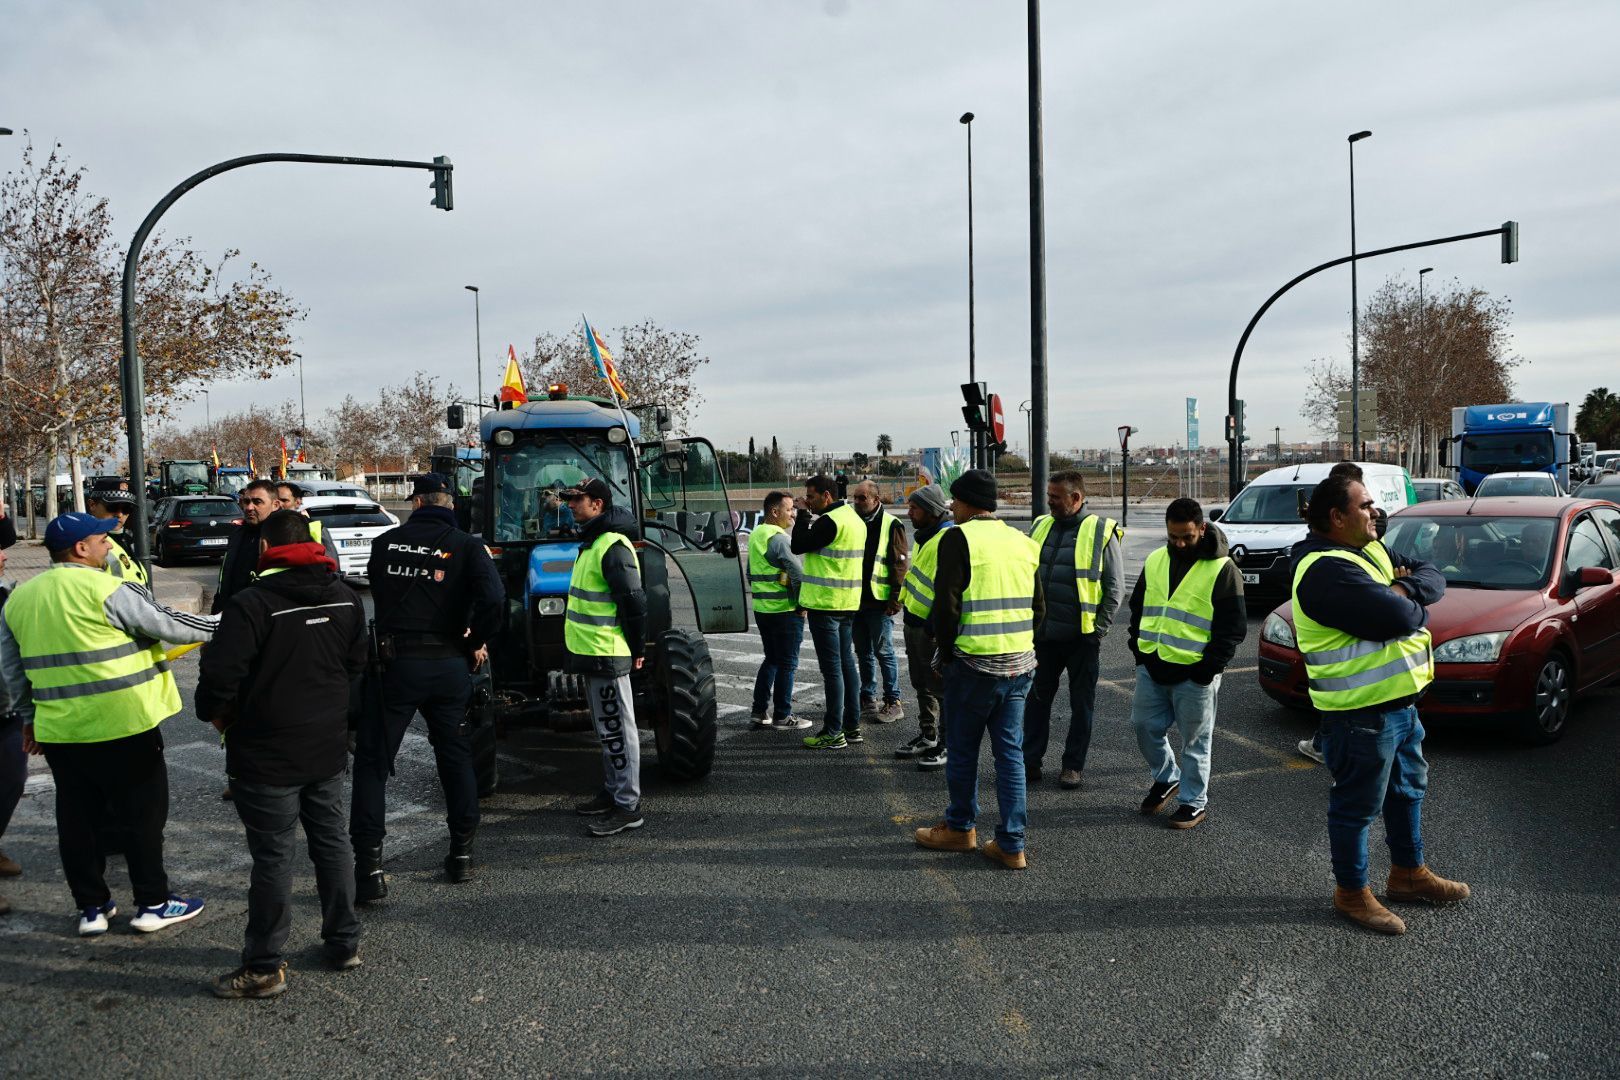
[410,472,451,496]
[44,512,119,552]
[562,478,612,503]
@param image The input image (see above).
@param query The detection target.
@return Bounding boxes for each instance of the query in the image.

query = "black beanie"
[950,468,998,512]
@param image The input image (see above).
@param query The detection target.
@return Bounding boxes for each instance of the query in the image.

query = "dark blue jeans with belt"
[1322,703,1428,889]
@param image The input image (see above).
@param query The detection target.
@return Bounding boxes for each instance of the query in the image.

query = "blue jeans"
[852,607,902,705]
[1130,668,1219,810]
[1323,704,1427,889]
[807,611,861,736]
[753,611,804,720]
[942,665,1033,853]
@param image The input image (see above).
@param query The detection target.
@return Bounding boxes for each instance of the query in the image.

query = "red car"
[1257,496,1620,743]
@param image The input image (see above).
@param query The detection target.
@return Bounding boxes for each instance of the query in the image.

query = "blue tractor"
[447,388,746,789]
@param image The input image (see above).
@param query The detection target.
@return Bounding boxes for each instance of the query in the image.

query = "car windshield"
[492,438,632,542]
[1461,431,1555,474]
[180,500,240,518]
[1220,483,1314,525]
[1476,475,1556,497]
[1382,514,1556,589]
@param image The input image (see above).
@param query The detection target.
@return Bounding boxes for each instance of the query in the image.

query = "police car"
[301,496,400,582]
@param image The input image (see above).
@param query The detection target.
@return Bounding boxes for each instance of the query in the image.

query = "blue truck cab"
[1447,402,1574,495]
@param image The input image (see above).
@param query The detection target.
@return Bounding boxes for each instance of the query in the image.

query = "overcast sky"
[7,0,1617,456]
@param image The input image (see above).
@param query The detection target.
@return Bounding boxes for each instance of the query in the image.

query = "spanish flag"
[499,345,527,408]
[583,316,628,401]
[212,445,220,469]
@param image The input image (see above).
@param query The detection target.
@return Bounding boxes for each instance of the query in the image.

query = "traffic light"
[430,155,454,211]
[446,404,464,430]
[1501,220,1519,264]
[961,382,989,431]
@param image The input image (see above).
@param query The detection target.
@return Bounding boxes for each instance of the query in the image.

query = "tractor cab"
[448,390,744,786]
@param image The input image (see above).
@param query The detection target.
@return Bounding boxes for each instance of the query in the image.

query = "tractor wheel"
[652,628,717,782]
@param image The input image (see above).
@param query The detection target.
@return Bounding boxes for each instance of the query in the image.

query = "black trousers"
[349,656,477,848]
[1022,636,1103,773]
[41,727,171,909]
[233,774,360,973]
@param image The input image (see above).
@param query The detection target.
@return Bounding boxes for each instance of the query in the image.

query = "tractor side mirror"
[447,404,464,430]
[661,439,687,473]
[714,534,738,559]
[656,406,673,434]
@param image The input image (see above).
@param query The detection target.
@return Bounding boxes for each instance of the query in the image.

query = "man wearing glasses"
[214,480,281,615]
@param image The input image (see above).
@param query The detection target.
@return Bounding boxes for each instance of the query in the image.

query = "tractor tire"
[652,628,717,782]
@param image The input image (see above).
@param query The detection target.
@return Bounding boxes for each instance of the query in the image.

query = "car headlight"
[1433,632,1509,664]
[1261,612,1296,649]
[536,597,566,616]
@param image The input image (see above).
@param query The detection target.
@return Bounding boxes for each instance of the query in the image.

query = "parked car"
[1411,477,1467,503]
[1209,461,1416,608]
[282,479,374,501]
[1473,471,1564,498]
[1258,496,1620,743]
[1571,472,1620,500]
[301,495,399,582]
[149,495,243,565]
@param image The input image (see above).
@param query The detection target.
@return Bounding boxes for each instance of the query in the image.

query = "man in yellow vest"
[1126,498,1246,830]
[793,474,868,749]
[1023,469,1123,790]
[1292,473,1468,935]
[564,479,650,836]
[896,484,952,767]
[0,512,217,936]
[274,481,344,571]
[748,491,809,731]
[913,470,1043,869]
[86,488,149,590]
[849,480,909,725]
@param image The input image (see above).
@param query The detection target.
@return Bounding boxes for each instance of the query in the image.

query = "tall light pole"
[1418,265,1433,473]
[297,356,306,431]
[464,285,483,410]
[201,388,211,440]
[959,112,978,469]
[1018,399,1032,463]
[1348,130,1372,452]
[1027,0,1050,504]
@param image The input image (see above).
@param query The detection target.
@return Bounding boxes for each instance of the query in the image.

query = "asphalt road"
[3,535,1619,1077]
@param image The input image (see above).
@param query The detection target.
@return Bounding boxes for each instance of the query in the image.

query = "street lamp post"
[1418,266,1433,473]
[1118,425,1138,527]
[959,111,977,469]
[1348,130,1372,451]
[464,285,483,410]
[1018,399,1032,465]
[1027,0,1050,506]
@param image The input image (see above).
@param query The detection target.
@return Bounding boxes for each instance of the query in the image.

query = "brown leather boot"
[1334,886,1406,935]
[1387,865,1471,905]
[914,823,977,852]
[982,839,1027,870]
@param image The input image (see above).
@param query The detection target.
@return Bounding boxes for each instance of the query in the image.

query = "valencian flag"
[583,316,628,401]
[499,344,528,408]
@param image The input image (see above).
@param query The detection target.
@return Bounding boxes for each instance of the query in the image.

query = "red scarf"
[257,541,338,573]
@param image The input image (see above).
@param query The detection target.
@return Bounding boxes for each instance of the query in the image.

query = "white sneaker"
[773,715,811,730]
[129,895,205,932]
[78,901,117,937]
[1297,738,1326,765]
[875,700,905,724]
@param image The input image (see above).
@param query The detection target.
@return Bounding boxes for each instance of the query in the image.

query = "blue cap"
[44,512,119,552]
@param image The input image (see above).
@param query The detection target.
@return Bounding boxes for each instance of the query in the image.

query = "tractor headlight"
[607,426,628,444]
[536,597,566,616]
[1433,632,1509,664]
[1261,612,1296,649]
[494,429,515,447]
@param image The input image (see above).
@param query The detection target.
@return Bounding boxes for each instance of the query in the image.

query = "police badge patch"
[433,569,445,582]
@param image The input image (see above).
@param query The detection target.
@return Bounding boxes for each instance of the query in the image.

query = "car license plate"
[199,537,228,547]
[1242,573,1260,585]
[342,539,370,549]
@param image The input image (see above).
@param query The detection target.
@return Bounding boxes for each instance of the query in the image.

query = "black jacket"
[196,563,367,786]
[367,505,503,655]
[1127,523,1247,686]
[212,522,262,614]
[565,505,648,676]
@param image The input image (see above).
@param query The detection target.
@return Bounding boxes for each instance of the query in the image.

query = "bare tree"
[525,319,709,432]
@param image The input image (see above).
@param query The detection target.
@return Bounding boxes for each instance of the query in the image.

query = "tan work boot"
[982,839,1027,870]
[0,849,20,877]
[1386,865,1471,905]
[1058,769,1083,790]
[1334,886,1407,935]
[914,822,977,852]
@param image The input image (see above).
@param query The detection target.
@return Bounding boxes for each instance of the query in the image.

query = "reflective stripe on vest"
[748,522,795,614]
[564,531,636,657]
[956,517,1039,655]
[3,565,178,743]
[901,522,954,620]
[1030,513,1120,634]
[1135,547,1228,665]
[868,512,898,602]
[1291,548,1434,712]
[800,503,867,612]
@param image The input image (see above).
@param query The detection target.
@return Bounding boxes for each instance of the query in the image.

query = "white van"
[1210,461,1416,606]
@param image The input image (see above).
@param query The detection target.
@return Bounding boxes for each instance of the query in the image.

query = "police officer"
[86,488,148,590]
[565,478,649,837]
[350,474,502,899]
